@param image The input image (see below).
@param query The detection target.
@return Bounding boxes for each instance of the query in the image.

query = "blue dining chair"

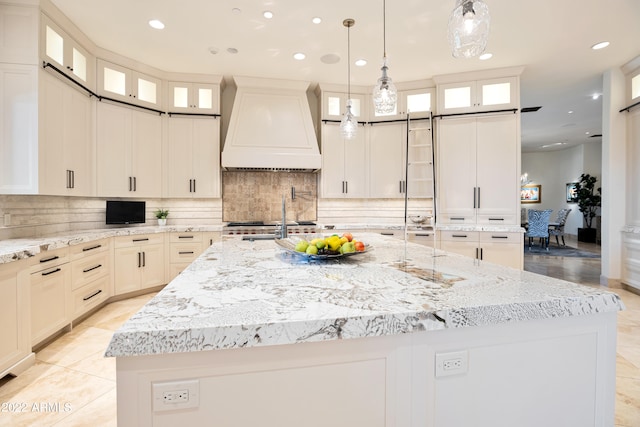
[525,209,553,250]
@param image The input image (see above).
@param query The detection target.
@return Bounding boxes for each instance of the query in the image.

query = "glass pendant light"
[340,19,357,140]
[372,0,397,115]
[447,0,490,59]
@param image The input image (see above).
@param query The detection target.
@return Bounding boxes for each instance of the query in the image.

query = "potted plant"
[154,209,169,226]
[573,173,601,243]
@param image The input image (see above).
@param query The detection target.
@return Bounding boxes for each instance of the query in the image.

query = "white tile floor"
[0,241,638,426]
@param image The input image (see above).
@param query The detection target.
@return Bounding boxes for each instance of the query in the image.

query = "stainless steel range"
[223,221,318,240]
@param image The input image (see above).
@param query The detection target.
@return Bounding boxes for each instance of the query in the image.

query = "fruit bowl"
[409,215,429,224]
[274,236,371,260]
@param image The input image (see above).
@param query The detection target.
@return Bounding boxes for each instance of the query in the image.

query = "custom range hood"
[222,76,321,172]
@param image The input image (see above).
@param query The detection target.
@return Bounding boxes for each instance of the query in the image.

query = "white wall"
[522,142,602,237]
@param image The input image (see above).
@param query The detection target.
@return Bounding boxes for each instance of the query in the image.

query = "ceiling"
[50,0,640,152]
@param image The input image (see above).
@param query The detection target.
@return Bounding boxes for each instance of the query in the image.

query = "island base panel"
[115,312,616,427]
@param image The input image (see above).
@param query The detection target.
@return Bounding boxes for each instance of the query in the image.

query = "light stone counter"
[105,232,623,357]
[0,225,223,264]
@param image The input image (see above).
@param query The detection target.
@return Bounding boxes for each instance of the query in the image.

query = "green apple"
[306,245,318,255]
[294,240,309,252]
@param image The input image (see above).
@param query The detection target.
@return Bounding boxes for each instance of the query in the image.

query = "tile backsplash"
[222,172,317,222]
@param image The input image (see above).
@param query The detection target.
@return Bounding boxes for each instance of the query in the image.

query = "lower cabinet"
[69,238,112,319]
[167,232,202,282]
[439,230,523,269]
[0,259,32,378]
[29,248,71,347]
[407,230,436,246]
[622,232,640,292]
[114,234,165,295]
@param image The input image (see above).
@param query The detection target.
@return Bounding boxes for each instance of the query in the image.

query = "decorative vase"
[157,218,167,226]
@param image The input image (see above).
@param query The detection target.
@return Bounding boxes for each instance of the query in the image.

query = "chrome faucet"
[276,195,288,239]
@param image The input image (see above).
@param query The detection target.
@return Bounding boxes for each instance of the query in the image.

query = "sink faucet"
[276,195,288,239]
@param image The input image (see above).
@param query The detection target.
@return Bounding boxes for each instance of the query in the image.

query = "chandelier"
[447,0,490,59]
[372,0,397,115]
[340,18,357,140]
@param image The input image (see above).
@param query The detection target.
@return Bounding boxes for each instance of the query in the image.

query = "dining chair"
[525,209,553,250]
[549,208,571,246]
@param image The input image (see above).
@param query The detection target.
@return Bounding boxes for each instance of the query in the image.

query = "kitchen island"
[106,233,623,427]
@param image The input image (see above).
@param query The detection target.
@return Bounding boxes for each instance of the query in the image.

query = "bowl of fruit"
[275,232,369,259]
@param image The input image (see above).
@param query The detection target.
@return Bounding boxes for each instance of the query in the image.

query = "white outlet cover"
[435,350,469,377]
[152,379,200,412]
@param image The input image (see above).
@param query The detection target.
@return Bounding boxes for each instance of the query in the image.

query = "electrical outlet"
[435,350,468,377]
[153,379,199,412]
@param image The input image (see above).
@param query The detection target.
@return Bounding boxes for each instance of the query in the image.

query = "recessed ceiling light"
[585,131,590,135]
[355,59,367,66]
[227,47,238,54]
[592,94,600,100]
[293,52,306,60]
[312,17,322,24]
[540,142,566,148]
[479,53,492,60]
[591,41,610,50]
[148,19,165,30]
[320,53,340,64]
[263,11,273,19]
[568,110,574,114]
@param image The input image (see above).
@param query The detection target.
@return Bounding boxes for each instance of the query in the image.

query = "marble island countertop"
[0,225,223,264]
[105,233,624,357]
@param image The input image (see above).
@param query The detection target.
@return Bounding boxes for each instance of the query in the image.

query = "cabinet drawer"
[169,232,202,243]
[29,247,69,273]
[115,233,164,248]
[70,251,110,291]
[439,231,479,242]
[480,232,522,244]
[30,263,69,345]
[168,263,190,283]
[407,232,435,246]
[438,214,476,225]
[476,214,518,226]
[170,243,201,263]
[69,238,110,260]
[72,276,110,319]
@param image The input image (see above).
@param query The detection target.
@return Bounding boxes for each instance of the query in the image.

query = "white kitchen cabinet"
[96,102,162,198]
[437,114,519,226]
[69,239,111,318]
[437,77,517,114]
[168,82,219,114]
[406,230,435,246]
[439,230,523,269]
[0,259,32,378]
[406,123,434,198]
[166,232,202,282]
[370,87,434,121]
[368,122,405,198]
[41,15,93,88]
[321,91,367,122]
[202,232,222,251]
[0,63,38,194]
[30,248,71,347]
[114,234,165,296]
[0,4,38,65]
[39,71,94,196]
[166,117,220,198]
[97,59,161,109]
[321,122,367,198]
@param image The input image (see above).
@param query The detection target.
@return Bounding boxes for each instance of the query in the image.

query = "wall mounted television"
[106,200,146,225]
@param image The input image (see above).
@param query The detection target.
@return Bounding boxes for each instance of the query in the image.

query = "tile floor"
[0,238,638,426]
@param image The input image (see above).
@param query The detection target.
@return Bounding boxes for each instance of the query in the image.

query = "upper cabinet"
[437,76,518,114]
[41,15,93,88]
[0,4,38,65]
[370,88,434,121]
[168,82,219,114]
[97,59,162,109]
[320,91,367,122]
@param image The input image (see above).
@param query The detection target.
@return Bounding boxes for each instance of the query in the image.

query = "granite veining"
[0,225,223,264]
[105,233,623,357]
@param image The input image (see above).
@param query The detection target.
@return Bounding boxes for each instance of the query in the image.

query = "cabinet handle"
[129,176,132,191]
[480,247,483,260]
[66,170,71,189]
[71,170,75,189]
[491,235,509,239]
[345,181,348,193]
[193,179,196,193]
[399,180,403,193]
[82,264,102,273]
[40,255,59,263]
[209,239,214,245]
[42,267,61,276]
[133,177,137,191]
[83,289,102,301]
[178,235,194,239]
[137,252,141,268]
[477,187,481,208]
[189,179,193,192]
[473,187,477,209]
[415,233,432,237]
[179,251,195,255]
[133,238,149,242]
[142,251,146,267]
[488,218,504,221]
[451,217,465,221]
[380,232,394,236]
[82,244,102,252]
[452,234,468,238]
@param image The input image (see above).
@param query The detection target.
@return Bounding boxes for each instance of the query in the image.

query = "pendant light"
[447,0,490,59]
[340,18,357,140]
[372,0,397,115]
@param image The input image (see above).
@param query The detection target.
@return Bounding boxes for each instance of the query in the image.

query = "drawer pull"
[42,267,61,276]
[178,235,194,239]
[179,251,195,255]
[83,264,103,273]
[488,218,505,221]
[491,235,509,239]
[83,289,103,301]
[133,238,149,242]
[452,234,468,238]
[451,217,465,221]
[380,232,394,236]
[40,255,59,263]
[415,233,432,237]
[82,244,102,252]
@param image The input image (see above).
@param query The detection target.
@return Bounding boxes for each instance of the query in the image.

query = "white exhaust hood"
[222,76,321,172]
